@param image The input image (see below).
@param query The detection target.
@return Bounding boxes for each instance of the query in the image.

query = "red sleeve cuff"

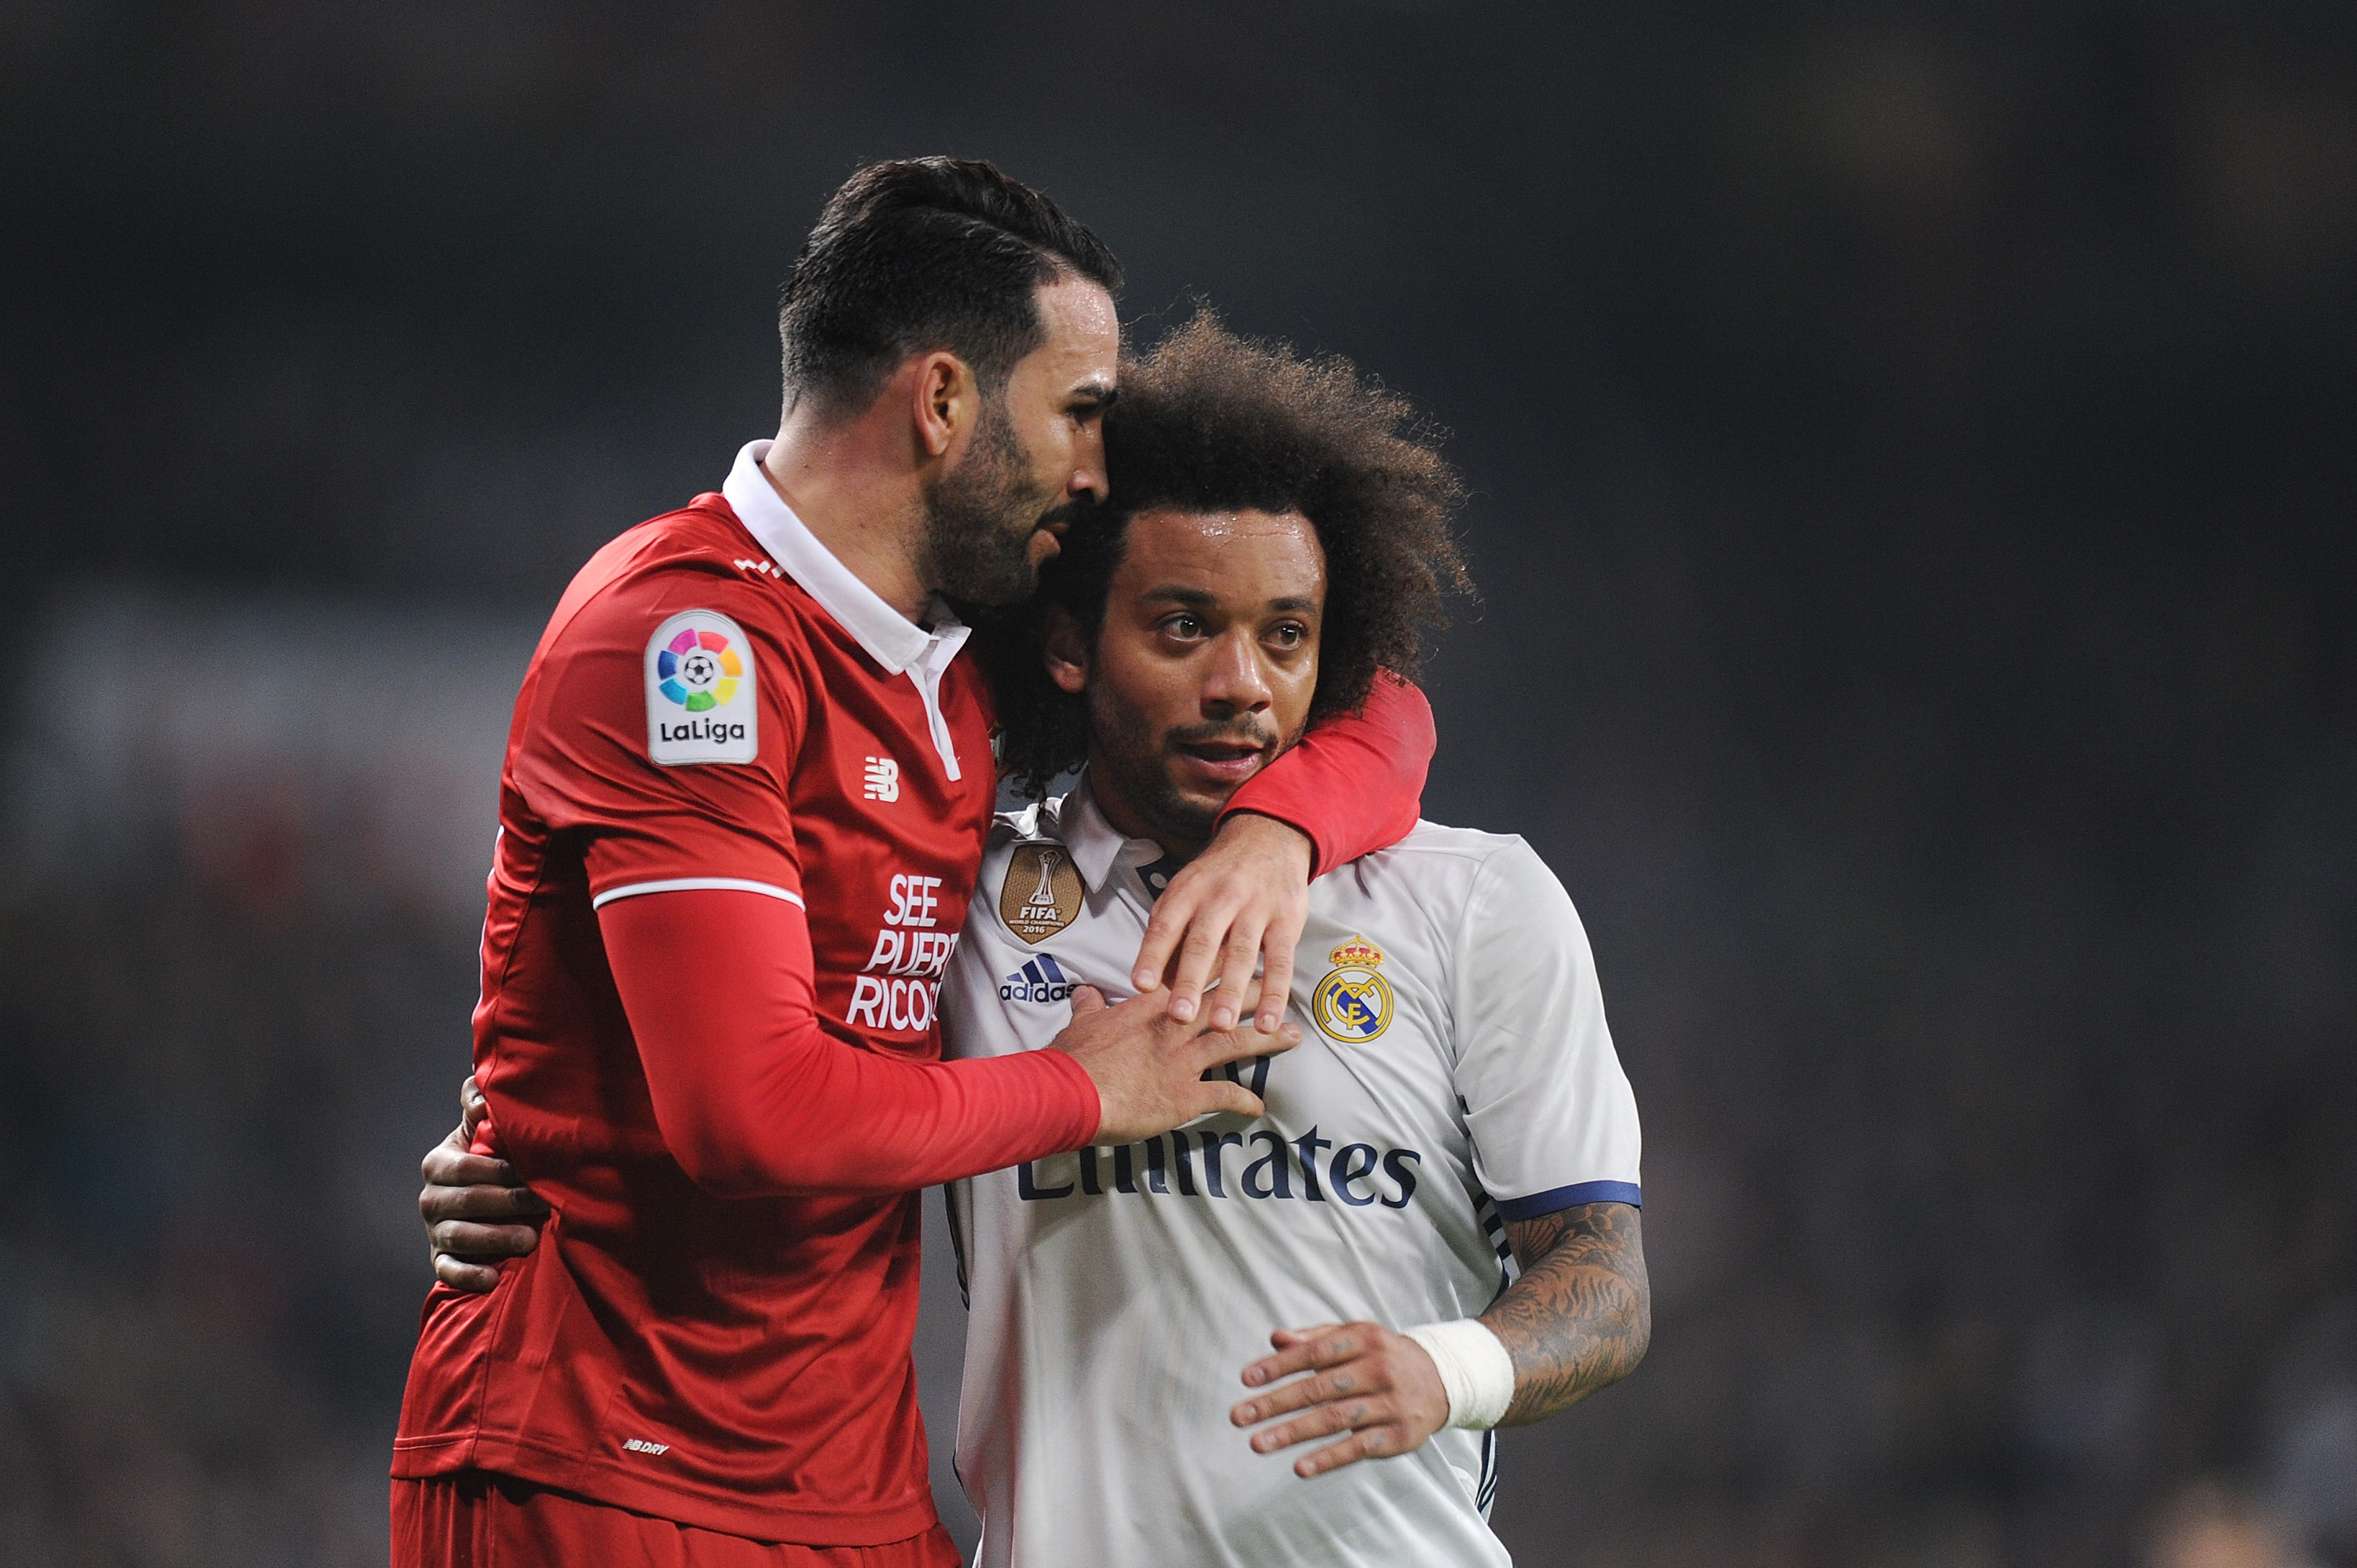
[1010,1045,1105,1152]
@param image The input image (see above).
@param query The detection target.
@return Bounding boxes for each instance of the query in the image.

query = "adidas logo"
[733,558,783,578]
[999,954,1080,1005]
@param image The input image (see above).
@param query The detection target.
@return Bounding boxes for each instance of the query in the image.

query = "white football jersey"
[940,780,1643,1568]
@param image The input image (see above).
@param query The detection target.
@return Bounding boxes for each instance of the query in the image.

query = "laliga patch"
[1311,936,1395,1042]
[645,609,758,765]
[1001,842,1083,944]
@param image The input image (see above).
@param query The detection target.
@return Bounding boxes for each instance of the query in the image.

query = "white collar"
[1054,774,1172,893]
[720,439,967,677]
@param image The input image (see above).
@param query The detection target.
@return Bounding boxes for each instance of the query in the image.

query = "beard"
[1087,687,1282,856]
[918,397,1067,606]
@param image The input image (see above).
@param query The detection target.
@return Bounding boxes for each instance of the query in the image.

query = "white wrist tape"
[1402,1319,1516,1430]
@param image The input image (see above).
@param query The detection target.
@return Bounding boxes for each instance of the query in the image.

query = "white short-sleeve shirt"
[939,780,1642,1568]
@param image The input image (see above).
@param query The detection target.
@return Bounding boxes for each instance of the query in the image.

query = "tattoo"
[1481,1201,1650,1425]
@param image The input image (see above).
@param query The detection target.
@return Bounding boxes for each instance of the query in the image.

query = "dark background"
[2,4,2352,1566]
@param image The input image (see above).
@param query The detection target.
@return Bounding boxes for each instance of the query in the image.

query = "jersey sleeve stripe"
[1492,1180,1641,1221]
[591,877,806,910]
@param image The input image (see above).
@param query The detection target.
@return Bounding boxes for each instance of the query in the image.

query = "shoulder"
[540,503,740,626]
[510,500,825,775]
[1358,820,1545,894]
[536,500,822,683]
[1352,822,1586,951]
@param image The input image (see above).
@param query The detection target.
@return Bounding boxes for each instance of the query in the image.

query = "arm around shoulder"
[1221,671,1433,875]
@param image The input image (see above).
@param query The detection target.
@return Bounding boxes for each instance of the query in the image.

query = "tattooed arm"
[1486,1200,1651,1423]
[1227,1200,1649,1474]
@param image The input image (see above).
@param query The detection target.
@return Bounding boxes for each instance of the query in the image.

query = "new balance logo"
[622,1438,670,1456]
[733,558,783,578]
[863,757,900,802]
[999,953,1080,1005]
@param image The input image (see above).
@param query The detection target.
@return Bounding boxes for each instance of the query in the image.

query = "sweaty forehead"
[1028,277,1120,378]
[1116,508,1326,603]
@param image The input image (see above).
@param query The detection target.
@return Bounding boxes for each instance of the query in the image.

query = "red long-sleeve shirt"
[392,454,1432,1544]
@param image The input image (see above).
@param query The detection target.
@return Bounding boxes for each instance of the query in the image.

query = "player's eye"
[1162,613,1204,639]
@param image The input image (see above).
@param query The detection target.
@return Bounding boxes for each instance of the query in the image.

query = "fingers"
[1233,1372,1414,1477]
[1244,1326,1353,1385]
[1164,909,1233,1026]
[1131,872,1296,1032]
[1130,896,1187,999]
[433,1252,507,1294]
[421,1123,468,1183]
[1191,1017,1301,1072]
[1244,1394,1375,1450]
[1237,1331,1374,1407]
[425,1075,542,1294]
[426,1217,542,1259]
[1229,1321,1451,1477]
[1092,983,1289,1055]
[420,1177,548,1225]
[1287,1427,1403,1478]
[1239,1369,1368,1426]
[420,1127,544,1208]
[426,1203,539,1294]
[1210,910,1270,1032]
[1269,1324,1343,1351]
[1138,812,1313,1026]
[421,1139,530,1190]
[1186,1080,1266,1123]
[1255,904,1304,1034]
[1144,891,1303,1034]
[1133,873,1255,1025]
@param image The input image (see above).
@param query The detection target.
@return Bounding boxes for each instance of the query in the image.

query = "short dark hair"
[777,157,1123,419]
[988,311,1472,797]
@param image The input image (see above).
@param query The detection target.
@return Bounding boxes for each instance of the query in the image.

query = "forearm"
[684,1027,1104,1197]
[1480,1202,1651,1424]
[602,890,1101,1197]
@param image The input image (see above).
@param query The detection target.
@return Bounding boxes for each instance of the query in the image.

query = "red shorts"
[391,1473,963,1568]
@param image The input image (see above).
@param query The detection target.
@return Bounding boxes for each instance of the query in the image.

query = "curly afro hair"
[983,310,1473,797]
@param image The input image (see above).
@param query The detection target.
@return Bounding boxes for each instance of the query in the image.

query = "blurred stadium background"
[2,5,2352,1566]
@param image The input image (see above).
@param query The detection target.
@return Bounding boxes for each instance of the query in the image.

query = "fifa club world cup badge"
[645,609,758,765]
[1002,843,1083,943]
[1311,936,1394,1042]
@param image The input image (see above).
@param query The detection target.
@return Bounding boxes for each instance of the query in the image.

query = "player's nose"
[1200,631,1272,711]
[1069,428,1109,505]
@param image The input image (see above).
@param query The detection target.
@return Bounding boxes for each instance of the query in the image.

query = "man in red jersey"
[390,159,1435,1567]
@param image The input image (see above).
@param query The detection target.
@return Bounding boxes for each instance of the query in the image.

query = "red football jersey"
[394,445,1104,1544]
[394,441,1437,1547]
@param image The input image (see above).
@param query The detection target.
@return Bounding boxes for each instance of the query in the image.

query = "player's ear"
[1042,605,1090,695]
[910,351,975,460]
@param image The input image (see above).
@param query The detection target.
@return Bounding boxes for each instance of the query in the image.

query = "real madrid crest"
[1310,936,1394,1042]
[1002,842,1083,943]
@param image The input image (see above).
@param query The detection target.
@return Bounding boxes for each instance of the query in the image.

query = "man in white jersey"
[422,315,1650,1566]
[941,314,1648,1566]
